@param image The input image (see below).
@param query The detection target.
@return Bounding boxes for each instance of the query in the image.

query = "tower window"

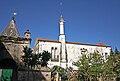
[51,47,58,61]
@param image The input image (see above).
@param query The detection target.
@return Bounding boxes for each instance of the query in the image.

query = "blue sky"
[0,0,120,51]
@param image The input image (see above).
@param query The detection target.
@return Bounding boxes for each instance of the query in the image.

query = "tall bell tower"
[59,16,66,63]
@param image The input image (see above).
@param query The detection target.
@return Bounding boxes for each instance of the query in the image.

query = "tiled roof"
[66,41,110,47]
[36,38,60,43]
[36,38,111,47]
[96,42,106,46]
[34,38,60,49]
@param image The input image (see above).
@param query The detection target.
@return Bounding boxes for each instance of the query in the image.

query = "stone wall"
[18,70,51,81]
[2,40,30,63]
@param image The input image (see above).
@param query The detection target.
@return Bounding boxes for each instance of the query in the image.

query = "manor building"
[34,16,111,70]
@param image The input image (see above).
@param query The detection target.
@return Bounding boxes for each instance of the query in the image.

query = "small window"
[102,53,103,56]
[54,47,58,60]
[51,47,59,61]
[51,47,54,50]
[55,47,57,50]
[105,53,108,58]
[51,47,54,60]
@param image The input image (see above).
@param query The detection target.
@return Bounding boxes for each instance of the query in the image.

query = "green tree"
[22,46,33,67]
[73,48,120,81]
[29,54,39,69]
[113,53,120,80]
[115,48,119,54]
[103,49,116,80]
[39,51,51,67]
[22,47,51,68]
[73,50,104,81]
[73,49,91,81]
[22,46,33,81]
[22,46,51,81]
[103,48,120,81]
[51,66,68,81]
[89,51,104,81]
[73,54,91,81]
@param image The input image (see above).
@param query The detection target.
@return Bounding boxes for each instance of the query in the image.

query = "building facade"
[0,16,52,81]
[0,16,31,81]
[34,16,111,70]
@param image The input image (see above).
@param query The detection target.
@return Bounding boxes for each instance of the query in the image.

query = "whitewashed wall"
[66,43,111,70]
[37,41,61,68]
[35,41,111,70]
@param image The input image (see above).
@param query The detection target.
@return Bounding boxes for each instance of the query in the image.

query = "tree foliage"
[22,46,51,69]
[22,46,51,81]
[22,46,33,67]
[51,66,68,81]
[115,48,120,54]
[73,50,105,81]
[40,51,51,67]
[113,53,120,76]
[73,48,120,81]
[89,51,104,76]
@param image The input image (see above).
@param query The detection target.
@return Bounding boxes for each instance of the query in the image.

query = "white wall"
[66,43,111,70]
[35,41,111,70]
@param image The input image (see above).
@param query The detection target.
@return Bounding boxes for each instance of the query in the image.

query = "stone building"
[0,16,51,81]
[0,16,31,81]
[34,16,111,70]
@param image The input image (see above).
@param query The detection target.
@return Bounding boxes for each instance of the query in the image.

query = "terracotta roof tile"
[36,38,111,47]
[36,38,60,43]
[96,42,106,46]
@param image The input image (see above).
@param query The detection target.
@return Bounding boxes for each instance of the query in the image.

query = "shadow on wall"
[0,42,18,81]
[0,42,13,60]
[18,70,47,81]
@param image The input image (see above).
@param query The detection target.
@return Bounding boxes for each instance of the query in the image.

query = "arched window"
[51,47,59,61]
[51,47,54,60]
[55,47,57,60]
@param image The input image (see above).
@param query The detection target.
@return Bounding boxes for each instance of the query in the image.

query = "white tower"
[59,16,66,63]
